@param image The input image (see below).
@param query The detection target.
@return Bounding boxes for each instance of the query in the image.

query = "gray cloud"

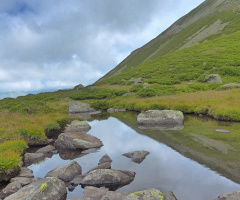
[0,0,204,98]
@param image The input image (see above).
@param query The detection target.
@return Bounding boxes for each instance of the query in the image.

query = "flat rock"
[123,150,150,164]
[137,110,184,126]
[27,139,53,147]
[69,100,101,115]
[0,181,22,199]
[4,177,67,200]
[36,145,56,154]
[79,169,135,190]
[54,132,103,150]
[10,177,33,186]
[215,191,240,200]
[107,108,126,113]
[215,129,230,133]
[24,153,46,165]
[45,161,82,182]
[17,167,34,178]
[64,120,91,132]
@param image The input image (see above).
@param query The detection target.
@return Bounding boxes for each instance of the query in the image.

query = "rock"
[123,93,134,96]
[58,149,85,160]
[107,108,126,113]
[74,84,84,90]
[98,154,112,165]
[69,100,101,115]
[4,177,67,200]
[17,167,34,178]
[137,110,184,126]
[123,150,150,164]
[129,78,143,84]
[35,145,56,154]
[82,186,124,200]
[64,120,91,132]
[220,83,240,89]
[54,132,103,150]
[23,153,46,166]
[10,177,33,185]
[215,191,240,200]
[143,83,149,88]
[138,124,184,130]
[0,182,22,199]
[79,169,135,190]
[205,74,222,83]
[128,188,177,200]
[45,161,82,182]
[0,167,20,183]
[215,129,230,133]
[27,138,53,147]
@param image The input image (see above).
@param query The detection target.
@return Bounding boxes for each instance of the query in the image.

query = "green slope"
[96,0,240,83]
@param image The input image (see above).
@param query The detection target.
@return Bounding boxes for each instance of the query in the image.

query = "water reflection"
[28,117,240,200]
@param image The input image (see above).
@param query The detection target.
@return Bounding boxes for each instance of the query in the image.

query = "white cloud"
[0,0,205,99]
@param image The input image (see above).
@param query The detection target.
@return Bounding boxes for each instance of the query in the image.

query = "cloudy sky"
[0,0,205,99]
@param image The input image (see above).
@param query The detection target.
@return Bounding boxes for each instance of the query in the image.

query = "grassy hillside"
[97,0,240,82]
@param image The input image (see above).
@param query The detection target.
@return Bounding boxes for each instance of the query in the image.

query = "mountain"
[96,0,240,84]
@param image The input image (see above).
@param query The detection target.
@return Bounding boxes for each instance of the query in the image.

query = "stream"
[28,114,240,200]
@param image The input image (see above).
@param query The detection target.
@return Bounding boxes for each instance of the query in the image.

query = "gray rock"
[69,100,101,115]
[82,148,100,154]
[45,161,82,182]
[27,138,53,147]
[4,177,67,200]
[0,182,22,199]
[137,110,184,126]
[17,167,34,178]
[10,177,33,185]
[54,132,103,150]
[215,191,240,200]
[65,120,91,132]
[143,83,150,88]
[36,145,56,154]
[220,83,240,89]
[205,74,222,83]
[0,167,20,183]
[107,108,126,113]
[123,93,134,96]
[23,153,46,165]
[79,169,135,190]
[129,78,143,84]
[123,150,150,164]
[215,129,230,133]
[74,84,85,90]
[98,154,112,165]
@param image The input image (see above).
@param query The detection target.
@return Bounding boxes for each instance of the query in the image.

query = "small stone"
[215,129,230,133]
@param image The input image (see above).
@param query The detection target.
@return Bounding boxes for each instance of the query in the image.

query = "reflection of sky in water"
[28,117,240,200]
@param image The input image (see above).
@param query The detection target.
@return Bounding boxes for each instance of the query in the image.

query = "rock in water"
[79,169,135,190]
[54,132,103,150]
[215,191,240,200]
[64,120,91,132]
[123,150,150,164]
[137,110,184,126]
[205,74,222,83]
[4,177,67,200]
[23,153,46,166]
[36,145,56,154]
[45,161,82,182]
[98,154,112,165]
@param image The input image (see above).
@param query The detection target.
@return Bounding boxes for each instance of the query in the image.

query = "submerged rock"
[64,120,91,132]
[45,161,82,182]
[137,110,184,126]
[4,177,67,200]
[123,150,150,164]
[79,169,135,190]
[215,191,240,200]
[54,132,103,150]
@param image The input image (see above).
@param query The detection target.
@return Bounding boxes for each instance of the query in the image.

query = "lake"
[28,113,240,200]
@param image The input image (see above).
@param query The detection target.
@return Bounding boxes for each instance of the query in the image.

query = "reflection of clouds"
[28,117,240,200]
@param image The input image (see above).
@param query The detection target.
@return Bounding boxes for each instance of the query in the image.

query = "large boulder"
[64,120,91,132]
[123,150,150,164]
[215,191,240,200]
[45,161,82,182]
[69,100,101,115]
[79,169,135,190]
[137,110,184,126]
[4,177,67,200]
[205,74,222,83]
[54,132,103,150]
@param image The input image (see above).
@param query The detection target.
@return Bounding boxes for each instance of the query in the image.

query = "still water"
[28,116,240,200]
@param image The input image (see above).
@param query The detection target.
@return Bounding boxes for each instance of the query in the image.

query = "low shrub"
[19,129,45,140]
[44,122,61,138]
